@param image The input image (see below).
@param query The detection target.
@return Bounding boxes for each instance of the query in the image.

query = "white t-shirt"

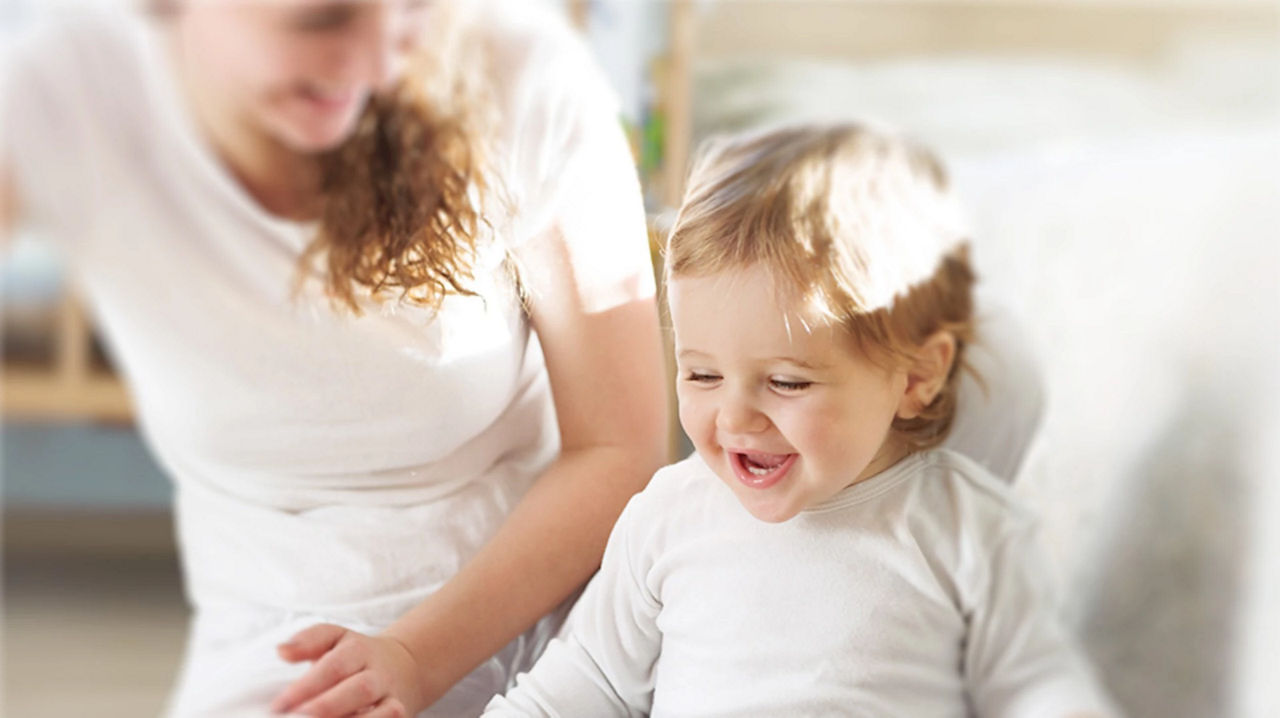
[3,2,652,715]
[486,450,1117,718]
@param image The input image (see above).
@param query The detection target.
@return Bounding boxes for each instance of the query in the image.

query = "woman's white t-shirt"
[2,2,653,715]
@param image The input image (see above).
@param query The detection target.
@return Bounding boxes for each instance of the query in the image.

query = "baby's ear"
[896,331,957,420]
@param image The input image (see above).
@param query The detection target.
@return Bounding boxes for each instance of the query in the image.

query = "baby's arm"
[485,498,662,717]
[963,519,1121,718]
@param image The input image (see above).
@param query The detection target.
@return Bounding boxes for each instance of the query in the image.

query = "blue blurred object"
[1,422,171,510]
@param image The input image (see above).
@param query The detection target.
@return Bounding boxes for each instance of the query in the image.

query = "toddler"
[485,123,1116,717]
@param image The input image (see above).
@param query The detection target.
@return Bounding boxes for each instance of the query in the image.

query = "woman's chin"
[263,108,360,153]
[277,122,355,153]
[263,92,369,153]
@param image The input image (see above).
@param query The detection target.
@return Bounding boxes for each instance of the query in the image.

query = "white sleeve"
[1,12,110,240]
[964,520,1121,718]
[495,14,655,315]
[485,498,661,717]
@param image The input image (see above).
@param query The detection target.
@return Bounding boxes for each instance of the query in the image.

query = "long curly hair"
[300,6,502,313]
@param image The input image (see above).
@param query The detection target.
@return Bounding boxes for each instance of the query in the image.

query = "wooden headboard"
[653,0,1278,204]
[689,0,1279,66]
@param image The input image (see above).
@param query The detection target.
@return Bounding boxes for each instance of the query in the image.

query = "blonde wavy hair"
[666,123,977,450]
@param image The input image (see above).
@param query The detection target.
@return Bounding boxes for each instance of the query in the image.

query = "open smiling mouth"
[730,451,798,489]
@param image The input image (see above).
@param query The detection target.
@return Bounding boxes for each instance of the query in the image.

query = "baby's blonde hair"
[666,123,976,450]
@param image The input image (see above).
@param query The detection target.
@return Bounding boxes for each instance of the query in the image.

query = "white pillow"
[944,292,1045,483]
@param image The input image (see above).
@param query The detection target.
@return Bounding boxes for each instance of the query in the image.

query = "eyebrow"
[677,349,830,371]
[767,356,831,371]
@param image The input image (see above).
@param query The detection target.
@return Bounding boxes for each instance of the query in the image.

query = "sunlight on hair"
[668,122,968,315]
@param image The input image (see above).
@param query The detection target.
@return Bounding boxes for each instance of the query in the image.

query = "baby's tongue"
[744,452,786,469]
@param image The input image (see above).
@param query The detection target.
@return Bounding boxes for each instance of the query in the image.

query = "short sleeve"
[488,7,655,314]
[964,516,1120,718]
[1,13,107,240]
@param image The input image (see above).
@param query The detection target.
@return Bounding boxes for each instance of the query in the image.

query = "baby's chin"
[742,501,805,524]
[726,481,809,524]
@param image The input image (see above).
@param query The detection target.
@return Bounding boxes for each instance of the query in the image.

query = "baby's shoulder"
[906,449,1036,545]
[600,455,733,567]
[628,454,725,515]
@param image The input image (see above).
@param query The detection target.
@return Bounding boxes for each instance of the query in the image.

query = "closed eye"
[685,372,722,385]
[770,378,812,392]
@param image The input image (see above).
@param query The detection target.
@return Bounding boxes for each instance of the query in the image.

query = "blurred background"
[3,0,1278,716]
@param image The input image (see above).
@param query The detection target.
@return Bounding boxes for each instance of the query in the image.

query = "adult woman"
[1,1,668,715]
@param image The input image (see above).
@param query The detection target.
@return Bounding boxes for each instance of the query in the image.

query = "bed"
[668,2,1280,715]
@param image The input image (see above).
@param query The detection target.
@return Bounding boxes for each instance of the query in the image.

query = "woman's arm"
[270,222,670,717]
[385,222,670,701]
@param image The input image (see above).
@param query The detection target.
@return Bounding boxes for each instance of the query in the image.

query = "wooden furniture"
[2,294,133,422]
[659,0,1276,202]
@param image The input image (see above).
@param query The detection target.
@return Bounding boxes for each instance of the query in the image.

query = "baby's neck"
[851,438,913,488]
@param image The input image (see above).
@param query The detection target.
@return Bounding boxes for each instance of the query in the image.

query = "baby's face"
[669,264,911,523]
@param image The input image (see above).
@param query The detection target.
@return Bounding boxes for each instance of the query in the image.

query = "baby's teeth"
[747,464,770,476]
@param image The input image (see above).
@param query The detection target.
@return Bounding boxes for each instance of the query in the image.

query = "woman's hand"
[270,623,426,717]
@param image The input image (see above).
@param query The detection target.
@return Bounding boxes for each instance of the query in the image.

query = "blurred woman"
[0,1,668,715]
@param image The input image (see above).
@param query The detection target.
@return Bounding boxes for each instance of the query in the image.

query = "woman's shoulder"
[5,6,150,96]
[5,6,162,151]
[460,0,613,123]
[466,0,589,73]
[452,1,630,246]
[4,7,159,228]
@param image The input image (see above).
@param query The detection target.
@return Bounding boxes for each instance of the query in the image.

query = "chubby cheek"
[829,410,897,471]
[784,401,876,472]
[676,393,719,458]
[773,400,836,451]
